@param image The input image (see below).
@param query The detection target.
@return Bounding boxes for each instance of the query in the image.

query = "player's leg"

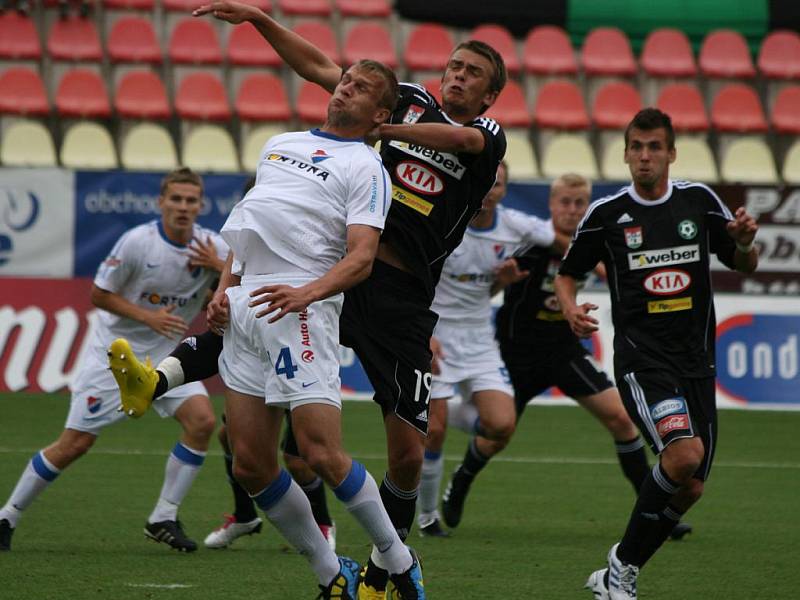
[418,396,450,537]
[145,392,215,552]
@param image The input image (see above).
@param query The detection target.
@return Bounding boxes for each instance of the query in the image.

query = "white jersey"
[89,220,229,363]
[432,206,554,325]
[222,129,391,278]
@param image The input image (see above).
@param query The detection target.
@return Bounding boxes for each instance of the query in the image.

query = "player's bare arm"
[726,206,759,273]
[378,122,486,154]
[249,224,381,322]
[490,258,530,295]
[193,1,341,92]
[207,253,237,333]
[91,285,188,339]
[553,274,599,339]
[188,235,225,272]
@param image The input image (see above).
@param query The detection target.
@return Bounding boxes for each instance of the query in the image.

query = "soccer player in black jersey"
[556,109,758,600]
[191,3,507,597]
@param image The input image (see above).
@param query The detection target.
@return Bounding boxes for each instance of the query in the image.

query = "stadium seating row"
[2,119,798,185]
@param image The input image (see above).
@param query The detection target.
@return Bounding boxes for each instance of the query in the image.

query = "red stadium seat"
[656,83,709,132]
[0,68,49,116]
[55,69,111,118]
[293,21,340,65]
[165,0,270,8]
[772,86,800,134]
[343,22,397,69]
[103,0,155,8]
[422,78,443,104]
[335,0,390,17]
[108,17,161,64]
[115,70,171,119]
[404,23,455,72]
[581,27,637,77]
[758,30,800,80]
[533,80,589,130]
[228,22,281,67]
[236,73,291,121]
[48,16,102,62]
[640,28,696,77]
[711,84,767,133]
[485,79,530,128]
[169,18,223,65]
[175,72,231,120]
[592,81,641,129]
[470,24,520,75]
[699,30,756,78]
[296,81,331,123]
[523,26,577,75]
[0,12,41,59]
[279,0,331,16]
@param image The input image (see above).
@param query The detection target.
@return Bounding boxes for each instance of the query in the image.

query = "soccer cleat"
[357,564,387,600]
[607,543,639,599]
[585,568,611,600]
[386,548,425,600]
[317,556,360,599]
[144,519,198,553]
[669,521,693,541]
[319,522,337,552]
[441,466,471,529]
[203,515,263,549]
[108,338,158,418]
[0,519,14,551]
[418,518,450,538]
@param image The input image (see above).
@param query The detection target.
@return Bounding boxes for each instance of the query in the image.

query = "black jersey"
[379,83,507,302]
[495,245,588,348]
[559,181,738,378]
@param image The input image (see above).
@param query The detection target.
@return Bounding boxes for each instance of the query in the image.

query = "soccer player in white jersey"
[416,161,564,535]
[203,60,424,600]
[0,168,226,553]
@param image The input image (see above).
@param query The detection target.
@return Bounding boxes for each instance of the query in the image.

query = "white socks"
[0,451,61,528]
[148,442,205,523]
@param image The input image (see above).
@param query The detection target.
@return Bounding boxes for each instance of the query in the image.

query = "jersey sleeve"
[559,208,605,278]
[345,150,391,230]
[469,117,506,168]
[93,228,142,293]
[521,215,556,249]
[703,187,737,270]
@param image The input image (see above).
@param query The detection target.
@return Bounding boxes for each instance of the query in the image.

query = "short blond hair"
[550,173,591,198]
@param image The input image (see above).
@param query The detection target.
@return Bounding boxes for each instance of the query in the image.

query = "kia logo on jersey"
[395,161,444,195]
[643,269,692,295]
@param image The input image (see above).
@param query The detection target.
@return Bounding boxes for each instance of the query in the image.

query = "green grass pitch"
[0,393,798,599]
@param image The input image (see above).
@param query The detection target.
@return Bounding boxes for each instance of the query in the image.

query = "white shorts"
[219,275,343,410]
[66,347,208,435]
[430,320,513,400]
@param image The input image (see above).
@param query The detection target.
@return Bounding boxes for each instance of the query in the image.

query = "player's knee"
[186,409,216,440]
[426,420,446,449]
[662,438,704,483]
[480,415,515,445]
[231,454,261,489]
[604,409,637,439]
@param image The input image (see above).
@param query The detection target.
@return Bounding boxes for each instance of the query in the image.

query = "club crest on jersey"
[494,244,506,259]
[678,219,697,240]
[624,226,643,249]
[403,105,425,124]
[87,396,102,414]
[396,161,444,195]
[311,149,332,164]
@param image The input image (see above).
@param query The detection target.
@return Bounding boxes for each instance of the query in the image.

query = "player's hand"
[188,235,224,272]
[563,302,599,339]
[430,336,444,375]
[192,1,258,23]
[145,305,188,339]
[249,284,314,323]
[207,290,229,334]
[726,206,758,247]
[493,258,530,289]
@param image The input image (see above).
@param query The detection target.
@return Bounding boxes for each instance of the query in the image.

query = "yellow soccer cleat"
[357,566,386,600]
[107,338,158,418]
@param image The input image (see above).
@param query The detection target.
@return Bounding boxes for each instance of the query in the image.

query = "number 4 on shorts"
[275,346,298,379]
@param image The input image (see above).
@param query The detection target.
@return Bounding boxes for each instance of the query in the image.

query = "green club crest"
[678,219,697,240]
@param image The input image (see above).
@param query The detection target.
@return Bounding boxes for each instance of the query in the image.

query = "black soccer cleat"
[144,519,198,552]
[0,519,14,551]
[669,521,693,541]
[419,518,450,538]
[441,466,472,529]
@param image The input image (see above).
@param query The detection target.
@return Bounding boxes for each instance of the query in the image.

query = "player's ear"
[373,107,390,126]
[668,146,676,164]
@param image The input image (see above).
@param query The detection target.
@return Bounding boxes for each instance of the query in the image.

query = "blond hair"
[550,173,591,198]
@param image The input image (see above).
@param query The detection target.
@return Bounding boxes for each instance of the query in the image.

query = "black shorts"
[617,368,717,481]
[340,260,438,434]
[500,339,613,417]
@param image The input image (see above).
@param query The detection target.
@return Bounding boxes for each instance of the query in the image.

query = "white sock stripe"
[663,507,682,521]
[615,437,646,453]
[382,475,418,500]
[652,464,679,495]
[300,477,324,493]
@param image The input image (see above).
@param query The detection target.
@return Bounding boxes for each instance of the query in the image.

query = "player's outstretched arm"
[491,258,529,296]
[91,285,188,339]
[379,122,487,154]
[193,1,341,92]
[207,253,238,333]
[554,274,599,339]
[248,224,381,322]
[726,206,759,273]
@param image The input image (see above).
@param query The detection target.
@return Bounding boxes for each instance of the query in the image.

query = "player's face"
[624,127,676,190]
[159,182,203,235]
[440,49,498,119]
[549,185,590,235]
[480,163,507,212]
[327,65,391,131]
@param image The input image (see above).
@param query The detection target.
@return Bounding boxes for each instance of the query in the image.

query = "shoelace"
[618,564,639,596]
[218,514,237,530]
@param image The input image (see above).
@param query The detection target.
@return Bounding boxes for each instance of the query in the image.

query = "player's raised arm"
[554,274,598,339]
[193,1,342,92]
[727,206,759,273]
[378,121,487,154]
